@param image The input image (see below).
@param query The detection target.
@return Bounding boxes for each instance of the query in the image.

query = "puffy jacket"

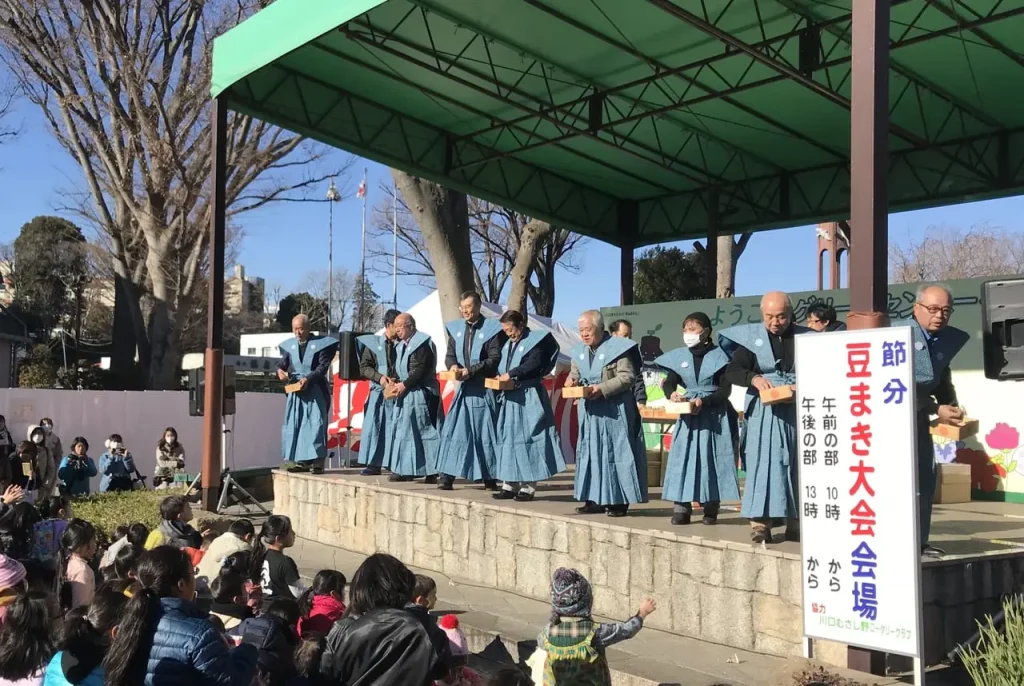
[196,532,250,583]
[321,607,444,686]
[137,596,257,686]
[97,450,136,493]
[231,614,297,684]
[296,594,346,638]
[42,651,103,686]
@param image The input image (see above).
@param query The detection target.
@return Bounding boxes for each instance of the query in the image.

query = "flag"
[356,178,367,199]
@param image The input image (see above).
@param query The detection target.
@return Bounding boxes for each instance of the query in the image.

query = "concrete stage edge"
[274,469,1024,667]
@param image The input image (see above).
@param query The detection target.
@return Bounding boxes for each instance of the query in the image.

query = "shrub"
[71,488,192,538]
[961,596,1024,685]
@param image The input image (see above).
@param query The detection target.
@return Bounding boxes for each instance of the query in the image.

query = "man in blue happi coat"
[609,319,648,406]
[384,313,442,483]
[437,291,507,491]
[894,284,969,558]
[720,292,811,543]
[567,309,647,517]
[277,314,339,474]
[355,309,401,476]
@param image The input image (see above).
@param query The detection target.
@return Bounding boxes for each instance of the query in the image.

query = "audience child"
[233,598,300,685]
[56,439,97,498]
[11,443,40,505]
[42,587,128,686]
[54,519,98,613]
[102,544,141,583]
[436,615,483,686]
[0,591,57,686]
[539,568,656,686]
[196,520,254,584]
[146,495,203,552]
[250,516,304,608]
[407,574,453,683]
[290,634,326,686]
[0,504,41,561]
[296,570,346,639]
[101,546,258,686]
[154,428,186,490]
[0,417,16,488]
[25,427,55,502]
[222,551,262,610]
[209,570,253,632]
[100,523,147,568]
[321,554,448,684]
[485,666,531,686]
[0,556,27,622]
[97,435,135,494]
[31,497,69,566]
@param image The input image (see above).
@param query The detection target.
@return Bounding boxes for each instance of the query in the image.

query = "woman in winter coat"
[0,416,16,488]
[25,427,55,501]
[154,428,185,489]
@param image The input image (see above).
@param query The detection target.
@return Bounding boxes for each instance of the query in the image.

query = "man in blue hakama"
[894,284,969,558]
[355,309,401,476]
[491,309,565,502]
[437,291,508,491]
[277,314,339,474]
[720,292,811,543]
[567,309,647,517]
[655,312,739,526]
[384,313,442,483]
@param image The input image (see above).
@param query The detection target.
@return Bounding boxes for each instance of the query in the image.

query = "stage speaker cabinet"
[981,277,1024,380]
[187,366,237,417]
[337,331,368,381]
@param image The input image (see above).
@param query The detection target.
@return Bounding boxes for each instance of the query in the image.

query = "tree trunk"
[506,220,553,315]
[391,170,475,322]
[715,233,752,298]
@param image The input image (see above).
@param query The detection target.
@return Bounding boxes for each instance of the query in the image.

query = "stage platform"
[274,468,1024,667]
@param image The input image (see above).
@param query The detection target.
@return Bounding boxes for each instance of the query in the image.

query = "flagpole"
[392,181,398,309]
[359,167,367,328]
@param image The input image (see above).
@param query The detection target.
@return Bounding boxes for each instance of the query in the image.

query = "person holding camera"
[58,437,98,497]
[99,434,137,493]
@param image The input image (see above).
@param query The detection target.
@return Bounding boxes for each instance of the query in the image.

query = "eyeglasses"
[916,303,953,317]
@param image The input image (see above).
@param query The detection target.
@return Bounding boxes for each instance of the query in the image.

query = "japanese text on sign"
[795,327,922,657]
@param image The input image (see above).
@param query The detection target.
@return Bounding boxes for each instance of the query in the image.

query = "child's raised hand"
[2,484,23,505]
[638,598,657,618]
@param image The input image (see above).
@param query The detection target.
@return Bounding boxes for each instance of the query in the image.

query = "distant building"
[226,265,265,316]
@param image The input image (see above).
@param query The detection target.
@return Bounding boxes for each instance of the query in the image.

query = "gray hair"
[915,283,952,303]
[578,309,604,330]
[292,313,309,326]
[397,312,416,328]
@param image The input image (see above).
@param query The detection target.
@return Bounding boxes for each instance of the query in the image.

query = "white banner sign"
[795,326,923,657]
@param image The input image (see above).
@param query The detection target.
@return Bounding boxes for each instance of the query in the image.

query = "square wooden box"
[484,378,514,391]
[640,403,693,421]
[562,386,586,399]
[760,385,795,405]
[438,370,459,381]
[930,418,980,440]
[284,382,303,394]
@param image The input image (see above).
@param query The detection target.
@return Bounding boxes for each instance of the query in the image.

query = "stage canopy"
[211,0,1024,248]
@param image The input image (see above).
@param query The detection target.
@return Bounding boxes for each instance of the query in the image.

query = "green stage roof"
[212,0,1024,247]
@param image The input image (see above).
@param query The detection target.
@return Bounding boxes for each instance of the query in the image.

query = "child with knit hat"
[538,567,656,686]
[0,554,27,622]
[435,615,482,686]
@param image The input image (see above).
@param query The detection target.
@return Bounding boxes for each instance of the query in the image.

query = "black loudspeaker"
[188,366,237,416]
[337,331,368,381]
[981,278,1024,380]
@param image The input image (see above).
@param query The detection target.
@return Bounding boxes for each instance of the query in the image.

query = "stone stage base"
[274,468,1024,667]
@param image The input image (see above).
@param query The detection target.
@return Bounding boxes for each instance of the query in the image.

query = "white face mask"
[683,332,703,348]
[32,435,44,444]
[42,425,52,434]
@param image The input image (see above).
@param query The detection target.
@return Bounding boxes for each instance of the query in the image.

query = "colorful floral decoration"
[984,422,1020,478]
[932,437,963,464]
[955,448,1007,492]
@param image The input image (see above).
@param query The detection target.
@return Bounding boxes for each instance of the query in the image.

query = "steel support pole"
[620,246,634,306]
[619,200,638,306]
[847,0,890,324]
[202,97,228,512]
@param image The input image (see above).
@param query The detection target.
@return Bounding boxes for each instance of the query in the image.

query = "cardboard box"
[934,463,971,504]
[760,385,795,405]
[640,403,692,421]
[562,386,586,399]
[284,382,303,394]
[438,370,459,381]
[484,378,514,391]
[930,418,980,440]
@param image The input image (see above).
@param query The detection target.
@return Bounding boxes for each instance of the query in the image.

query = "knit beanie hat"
[0,554,26,590]
[438,614,468,656]
[550,567,592,622]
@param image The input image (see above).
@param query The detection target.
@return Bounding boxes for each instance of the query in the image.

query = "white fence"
[0,389,286,489]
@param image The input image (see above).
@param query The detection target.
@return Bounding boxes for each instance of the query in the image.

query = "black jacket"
[321,607,445,686]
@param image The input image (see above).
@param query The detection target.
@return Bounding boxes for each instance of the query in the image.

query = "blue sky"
[3,102,1022,325]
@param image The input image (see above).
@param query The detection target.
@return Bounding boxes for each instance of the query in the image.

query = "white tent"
[381,290,580,371]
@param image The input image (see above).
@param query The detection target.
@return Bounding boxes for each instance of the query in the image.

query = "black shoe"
[286,463,310,473]
[423,475,438,485]
[483,480,499,491]
[671,512,691,525]
[702,516,718,525]
[921,544,946,558]
[575,501,605,515]
[492,489,516,500]
[438,476,455,491]
[702,503,720,523]
[388,474,413,482]
[514,491,535,502]
[606,506,628,518]
[784,529,800,543]
[311,466,324,475]
[360,467,381,476]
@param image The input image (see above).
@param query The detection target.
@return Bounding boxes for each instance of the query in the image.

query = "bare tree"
[889,224,1024,283]
[0,0,349,388]
[0,78,16,145]
[692,233,752,298]
[300,269,356,330]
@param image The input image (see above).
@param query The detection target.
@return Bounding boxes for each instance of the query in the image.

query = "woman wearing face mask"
[154,428,185,490]
[26,426,56,501]
[654,313,740,526]
[0,417,16,489]
[38,420,62,481]
[98,435,136,494]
